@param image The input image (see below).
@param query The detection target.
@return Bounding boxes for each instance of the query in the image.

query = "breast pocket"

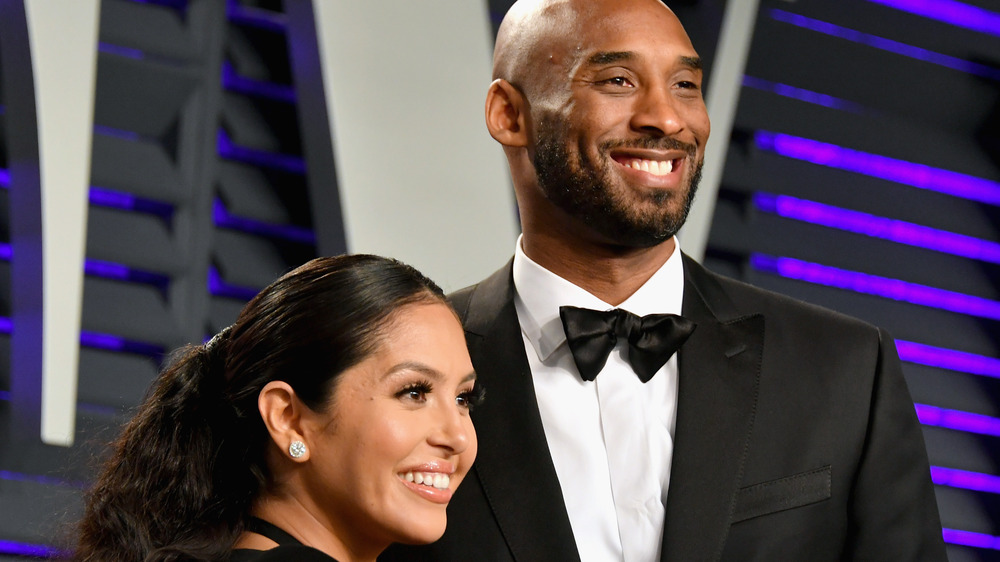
[732,466,832,523]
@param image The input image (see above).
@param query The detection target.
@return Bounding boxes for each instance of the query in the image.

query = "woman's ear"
[485,79,528,148]
[259,381,310,463]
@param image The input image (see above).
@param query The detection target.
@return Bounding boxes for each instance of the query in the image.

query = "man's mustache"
[599,137,697,157]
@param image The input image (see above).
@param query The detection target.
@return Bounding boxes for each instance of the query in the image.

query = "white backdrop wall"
[311,1,519,292]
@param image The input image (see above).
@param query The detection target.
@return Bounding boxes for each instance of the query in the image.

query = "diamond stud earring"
[289,440,307,459]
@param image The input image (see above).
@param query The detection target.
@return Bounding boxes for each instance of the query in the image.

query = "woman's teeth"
[401,471,450,490]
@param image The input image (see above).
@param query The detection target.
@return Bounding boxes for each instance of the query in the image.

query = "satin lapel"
[661,257,764,562]
[457,262,581,561]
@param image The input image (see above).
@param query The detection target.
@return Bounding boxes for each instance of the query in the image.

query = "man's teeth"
[625,158,674,176]
[402,471,450,490]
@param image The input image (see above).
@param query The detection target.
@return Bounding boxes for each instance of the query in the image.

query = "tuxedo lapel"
[661,257,764,562]
[456,262,581,561]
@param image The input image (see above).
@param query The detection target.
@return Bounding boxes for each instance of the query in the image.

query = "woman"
[73,255,480,561]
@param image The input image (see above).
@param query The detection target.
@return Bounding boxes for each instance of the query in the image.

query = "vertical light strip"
[680,0,760,261]
[24,0,102,446]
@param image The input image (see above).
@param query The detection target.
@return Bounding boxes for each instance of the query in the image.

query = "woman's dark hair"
[73,254,447,561]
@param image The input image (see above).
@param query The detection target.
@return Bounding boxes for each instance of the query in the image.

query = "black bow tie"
[559,306,696,383]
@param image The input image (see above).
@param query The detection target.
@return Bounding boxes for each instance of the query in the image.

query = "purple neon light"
[0,540,64,558]
[94,124,142,142]
[98,41,144,60]
[943,528,1000,550]
[226,0,287,32]
[0,470,84,489]
[917,404,1000,438]
[896,340,1000,379]
[754,193,1000,264]
[217,129,306,175]
[208,267,260,302]
[866,0,1000,37]
[89,186,175,219]
[769,9,1000,81]
[222,62,296,104]
[931,466,1000,495]
[0,316,165,356]
[755,131,1000,207]
[85,258,171,290]
[213,199,316,245]
[742,76,867,113]
[0,243,170,289]
[0,171,174,219]
[751,254,1000,320]
[132,0,189,11]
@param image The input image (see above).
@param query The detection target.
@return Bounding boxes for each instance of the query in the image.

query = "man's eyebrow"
[585,52,703,71]
[679,56,703,70]
[586,51,634,65]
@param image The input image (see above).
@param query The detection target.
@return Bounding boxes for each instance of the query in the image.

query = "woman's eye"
[456,385,485,410]
[397,383,431,403]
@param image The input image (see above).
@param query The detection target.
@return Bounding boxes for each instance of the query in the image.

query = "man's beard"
[532,116,703,249]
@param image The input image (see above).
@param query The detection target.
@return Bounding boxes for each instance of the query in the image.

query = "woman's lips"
[398,471,454,504]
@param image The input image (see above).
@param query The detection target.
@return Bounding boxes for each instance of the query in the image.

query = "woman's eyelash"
[458,384,486,410]
[396,381,433,401]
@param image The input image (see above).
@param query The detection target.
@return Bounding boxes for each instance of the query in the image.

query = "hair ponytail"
[74,338,251,561]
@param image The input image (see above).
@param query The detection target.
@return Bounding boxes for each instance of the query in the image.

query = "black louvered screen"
[0,0,319,556]
[702,2,999,560]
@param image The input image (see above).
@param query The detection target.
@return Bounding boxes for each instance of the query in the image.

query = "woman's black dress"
[228,517,339,561]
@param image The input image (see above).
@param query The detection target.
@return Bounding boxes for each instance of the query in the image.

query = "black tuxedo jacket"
[383,255,945,561]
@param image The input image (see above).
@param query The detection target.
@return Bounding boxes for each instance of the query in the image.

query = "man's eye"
[601,76,633,88]
[676,81,699,90]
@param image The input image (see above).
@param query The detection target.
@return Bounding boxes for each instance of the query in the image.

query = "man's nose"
[629,84,685,137]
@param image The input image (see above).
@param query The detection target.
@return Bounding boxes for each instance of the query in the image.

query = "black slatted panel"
[0,0,318,557]
[705,2,1000,559]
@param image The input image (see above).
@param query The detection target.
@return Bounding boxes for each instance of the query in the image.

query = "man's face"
[527,0,710,248]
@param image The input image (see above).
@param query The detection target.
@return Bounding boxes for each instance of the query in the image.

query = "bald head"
[492,0,688,101]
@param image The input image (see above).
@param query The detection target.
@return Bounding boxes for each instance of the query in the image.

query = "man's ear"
[259,381,310,463]
[485,79,528,148]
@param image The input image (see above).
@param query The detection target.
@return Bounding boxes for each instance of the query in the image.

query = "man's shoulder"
[684,255,878,335]
[446,259,515,333]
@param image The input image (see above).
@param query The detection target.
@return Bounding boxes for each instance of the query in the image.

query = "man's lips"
[609,151,687,183]
[613,156,680,176]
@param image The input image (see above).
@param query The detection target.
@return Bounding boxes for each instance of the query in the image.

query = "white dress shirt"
[512,236,686,562]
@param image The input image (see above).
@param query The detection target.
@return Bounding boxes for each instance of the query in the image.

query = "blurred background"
[0,0,997,559]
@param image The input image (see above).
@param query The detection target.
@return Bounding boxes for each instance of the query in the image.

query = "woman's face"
[300,301,478,550]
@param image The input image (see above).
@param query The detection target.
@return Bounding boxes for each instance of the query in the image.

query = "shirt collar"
[512,235,685,362]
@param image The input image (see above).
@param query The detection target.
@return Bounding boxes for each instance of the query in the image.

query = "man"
[383,0,945,560]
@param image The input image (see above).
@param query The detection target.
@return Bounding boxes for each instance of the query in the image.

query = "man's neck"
[520,232,677,306]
